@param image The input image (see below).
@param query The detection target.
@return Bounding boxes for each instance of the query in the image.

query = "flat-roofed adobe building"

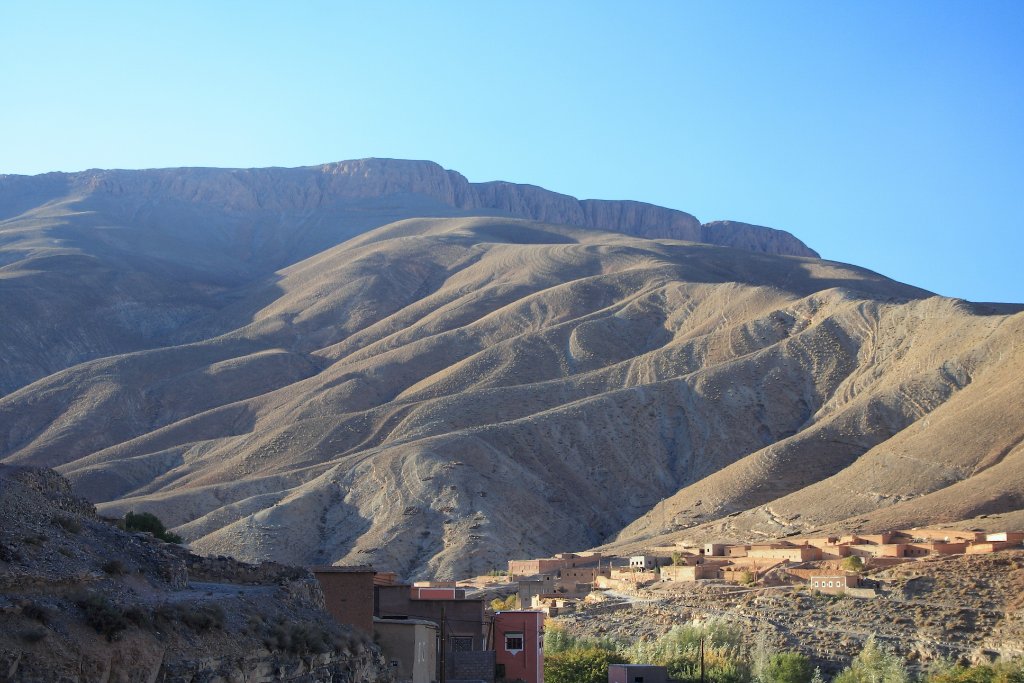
[374,617,438,683]
[312,565,376,636]
[746,544,822,562]
[376,583,492,683]
[660,564,720,582]
[508,552,604,580]
[809,574,859,594]
[629,556,662,570]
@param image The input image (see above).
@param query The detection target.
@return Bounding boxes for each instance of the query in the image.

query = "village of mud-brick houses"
[310,528,1022,683]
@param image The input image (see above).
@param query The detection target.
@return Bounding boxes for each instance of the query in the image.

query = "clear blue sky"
[3,2,1022,303]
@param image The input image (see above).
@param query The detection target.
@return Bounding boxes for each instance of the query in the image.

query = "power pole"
[440,605,446,683]
[699,635,705,683]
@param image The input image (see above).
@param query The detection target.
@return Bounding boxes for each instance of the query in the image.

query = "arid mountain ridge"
[0,158,815,397]
[1,159,1022,581]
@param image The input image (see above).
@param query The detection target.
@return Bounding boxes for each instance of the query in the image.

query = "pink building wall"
[494,611,544,683]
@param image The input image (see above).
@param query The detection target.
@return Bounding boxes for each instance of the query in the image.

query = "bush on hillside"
[101,559,127,575]
[840,556,865,572]
[544,625,620,655]
[154,602,225,632]
[834,636,909,683]
[762,652,814,683]
[926,661,1024,683]
[76,593,128,641]
[124,511,183,543]
[545,647,629,683]
[624,622,751,683]
[491,595,517,611]
[52,515,82,534]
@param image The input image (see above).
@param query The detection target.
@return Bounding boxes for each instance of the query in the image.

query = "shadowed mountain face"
[2,161,1022,580]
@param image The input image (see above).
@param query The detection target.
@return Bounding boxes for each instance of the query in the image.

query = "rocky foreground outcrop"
[0,465,389,682]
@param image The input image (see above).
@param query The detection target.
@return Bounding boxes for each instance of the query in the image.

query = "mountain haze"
[1,160,1021,579]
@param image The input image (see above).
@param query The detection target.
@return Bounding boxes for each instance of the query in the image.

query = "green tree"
[667,648,752,683]
[834,636,909,683]
[751,630,773,682]
[544,625,620,655]
[762,653,813,683]
[672,551,686,566]
[624,622,750,683]
[840,556,865,572]
[543,624,579,654]
[490,595,517,611]
[545,647,628,683]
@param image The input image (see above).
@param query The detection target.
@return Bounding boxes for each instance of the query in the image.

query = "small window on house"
[505,632,524,652]
[390,660,400,668]
[634,677,645,683]
[450,636,473,652]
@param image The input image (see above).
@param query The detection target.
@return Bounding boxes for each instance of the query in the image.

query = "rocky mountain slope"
[1,160,1022,581]
[0,158,814,396]
[0,464,388,682]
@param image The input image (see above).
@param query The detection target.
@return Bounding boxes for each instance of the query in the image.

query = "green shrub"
[263,621,341,654]
[76,593,128,641]
[154,602,225,632]
[124,606,151,627]
[20,628,48,644]
[101,559,127,575]
[926,661,1024,683]
[624,622,750,683]
[669,648,752,683]
[834,636,909,683]
[545,647,629,683]
[182,604,225,632]
[840,556,865,572]
[53,515,82,534]
[20,601,51,625]
[544,620,754,683]
[763,652,814,683]
[544,624,620,654]
[124,511,183,544]
[491,595,517,611]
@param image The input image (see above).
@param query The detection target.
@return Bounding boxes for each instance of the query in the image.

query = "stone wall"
[447,650,495,683]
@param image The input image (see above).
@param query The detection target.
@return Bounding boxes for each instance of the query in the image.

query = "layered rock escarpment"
[0,159,815,396]
[1,158,818,256]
